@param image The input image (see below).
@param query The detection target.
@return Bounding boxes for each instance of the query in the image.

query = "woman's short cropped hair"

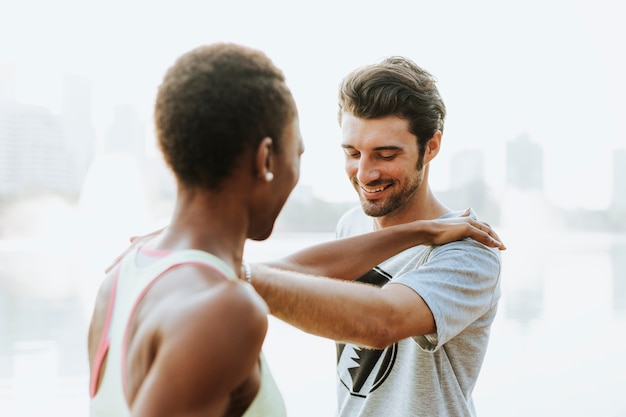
[155,43,296,190]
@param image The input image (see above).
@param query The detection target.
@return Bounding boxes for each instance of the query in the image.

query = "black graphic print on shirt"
[336,267,398,397]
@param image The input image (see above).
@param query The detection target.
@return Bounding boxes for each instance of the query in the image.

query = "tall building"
[61,74,96,189]
[611,148,626,210]
[0,62,15,103]
[506,133,543,191]
[611,242,626,311]
[450,148,484,188]
[0,103,76,198]
[499,133,563,230]
[436,148,502,224]
[0,70,93,200]
[100,103,150,193]
[104,104,145,159]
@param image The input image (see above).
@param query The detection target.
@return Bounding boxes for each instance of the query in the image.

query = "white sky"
[1,0,625,209]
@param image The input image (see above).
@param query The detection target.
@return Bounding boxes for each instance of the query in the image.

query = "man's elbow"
[357,316,435,350]
[356,320,398,350]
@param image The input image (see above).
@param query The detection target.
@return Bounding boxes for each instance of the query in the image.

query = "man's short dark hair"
[338,56,446,162]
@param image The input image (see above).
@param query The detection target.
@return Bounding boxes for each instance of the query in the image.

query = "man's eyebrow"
[341,144,404,151]
[373,145,403,152]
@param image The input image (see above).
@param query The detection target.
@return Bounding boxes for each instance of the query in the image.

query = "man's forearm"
[249,264,393,349]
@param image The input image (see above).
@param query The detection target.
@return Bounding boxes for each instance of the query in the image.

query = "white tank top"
[89,247,287,417]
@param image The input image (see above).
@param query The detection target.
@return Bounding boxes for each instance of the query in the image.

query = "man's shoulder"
[436,209,502,261]
[427,238,502,280]
[435,237,501,260]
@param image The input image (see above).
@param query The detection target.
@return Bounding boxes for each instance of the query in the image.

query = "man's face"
[341,113,425,219]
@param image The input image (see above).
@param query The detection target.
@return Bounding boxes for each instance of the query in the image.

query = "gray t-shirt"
[335,207,502,417]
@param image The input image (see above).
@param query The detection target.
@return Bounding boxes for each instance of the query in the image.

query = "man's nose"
[357,158,381,185]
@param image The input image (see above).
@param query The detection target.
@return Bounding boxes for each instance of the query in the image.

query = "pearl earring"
[265,172,274,182]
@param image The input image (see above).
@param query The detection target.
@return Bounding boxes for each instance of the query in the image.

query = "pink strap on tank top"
[89,251,235,400]
[120,260,233,398]
[89,263,121,397]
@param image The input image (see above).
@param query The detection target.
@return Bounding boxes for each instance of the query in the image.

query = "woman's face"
[249,115,304,241]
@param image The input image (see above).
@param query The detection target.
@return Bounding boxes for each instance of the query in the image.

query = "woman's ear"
[255,137,274,182]
[424,130,442,164]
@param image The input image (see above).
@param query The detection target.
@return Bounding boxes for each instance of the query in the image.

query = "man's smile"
[357,182,393,198]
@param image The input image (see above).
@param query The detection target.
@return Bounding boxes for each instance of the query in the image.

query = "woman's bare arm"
[259,211,505,280]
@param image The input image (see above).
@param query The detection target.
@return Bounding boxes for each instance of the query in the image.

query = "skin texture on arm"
[88,264,269,417]
[247,213,505,350]
[128,278,269,417]
[249,264,433,350]
[262,210,505,280]
[250,236,502,350]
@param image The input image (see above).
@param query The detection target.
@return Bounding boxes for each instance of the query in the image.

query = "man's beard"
[358,170,422,218]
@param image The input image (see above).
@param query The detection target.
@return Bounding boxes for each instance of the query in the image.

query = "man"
[248,56,503,416]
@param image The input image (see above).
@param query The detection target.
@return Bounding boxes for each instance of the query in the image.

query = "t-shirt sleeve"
[335,205,373,239]
[393,239,502,352]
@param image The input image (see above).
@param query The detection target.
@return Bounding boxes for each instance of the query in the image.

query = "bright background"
[1,0,625,209]
[1,1,626,416]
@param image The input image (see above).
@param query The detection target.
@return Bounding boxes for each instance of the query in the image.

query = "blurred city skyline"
[1,0,625,211]
[1,4,626,415]
[2,73,624,236]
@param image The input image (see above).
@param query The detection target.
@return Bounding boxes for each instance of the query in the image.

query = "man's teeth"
[363,185,386,192]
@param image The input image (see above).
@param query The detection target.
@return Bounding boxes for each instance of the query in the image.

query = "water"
[1,229,625,416]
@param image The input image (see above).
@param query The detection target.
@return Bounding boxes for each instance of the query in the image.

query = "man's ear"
[424,130,442,164]
[255,137,274,181]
